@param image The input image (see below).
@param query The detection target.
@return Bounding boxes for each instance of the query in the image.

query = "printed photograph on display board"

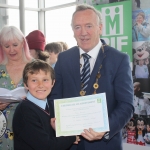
[132,41,150,79]
[132,0,150,11]
[122,78,150,146]
[132,9,150,42]
[122,0,150,147]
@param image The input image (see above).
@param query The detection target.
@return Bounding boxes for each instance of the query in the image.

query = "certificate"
[54,93,109,137]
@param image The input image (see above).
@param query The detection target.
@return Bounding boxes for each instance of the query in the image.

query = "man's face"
[72,9,102,52]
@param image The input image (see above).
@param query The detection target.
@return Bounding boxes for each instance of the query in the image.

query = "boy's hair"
[58,41,69,51]
[45,42,63,54]
[23,59,55,86]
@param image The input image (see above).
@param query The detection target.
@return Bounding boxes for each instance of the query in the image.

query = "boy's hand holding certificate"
[54,93,109,137]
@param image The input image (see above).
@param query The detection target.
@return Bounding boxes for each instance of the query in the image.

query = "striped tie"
[81,53,91,90]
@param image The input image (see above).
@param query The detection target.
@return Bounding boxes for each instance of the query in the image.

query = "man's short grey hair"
[71,4,103,26]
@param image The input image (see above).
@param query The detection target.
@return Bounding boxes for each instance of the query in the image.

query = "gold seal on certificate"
[54,93,110,137]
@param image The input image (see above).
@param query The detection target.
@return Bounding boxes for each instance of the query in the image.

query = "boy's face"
[24,70,54,100]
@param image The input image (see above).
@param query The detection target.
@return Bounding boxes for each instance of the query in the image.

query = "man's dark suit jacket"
[13,100,75,150]
[48,39,134,150]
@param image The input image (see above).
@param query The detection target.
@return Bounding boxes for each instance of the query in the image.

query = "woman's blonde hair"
[0,26,32,64]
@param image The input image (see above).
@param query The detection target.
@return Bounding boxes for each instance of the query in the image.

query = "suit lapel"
[70,47,81,92]
[86,45,106,94]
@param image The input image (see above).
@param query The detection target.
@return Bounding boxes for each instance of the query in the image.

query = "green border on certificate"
[54,93,109,137]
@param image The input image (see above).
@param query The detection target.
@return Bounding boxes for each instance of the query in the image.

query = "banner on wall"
[94,1,132,62]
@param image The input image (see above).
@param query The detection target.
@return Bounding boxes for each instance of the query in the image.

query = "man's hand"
[0,102,10,111]
[81,128,106,141]
[50,118,56,130]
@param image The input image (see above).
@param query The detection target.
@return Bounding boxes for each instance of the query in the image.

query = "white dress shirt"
[80,40,102,74]
[26,92,47,110]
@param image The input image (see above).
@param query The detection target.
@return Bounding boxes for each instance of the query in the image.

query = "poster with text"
[94,1,132,62]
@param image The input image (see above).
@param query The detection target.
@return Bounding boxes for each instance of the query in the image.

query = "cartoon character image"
[144,119,150,144]
[134,43,149,62]
[135,117,146,146]
[126,118,136,144]
[133,43,150,78]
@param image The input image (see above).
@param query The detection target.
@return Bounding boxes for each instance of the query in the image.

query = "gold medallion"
[80,90,86,96]
[93,83,99,89]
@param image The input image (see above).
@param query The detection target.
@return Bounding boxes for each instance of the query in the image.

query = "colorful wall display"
[131,0,150,147]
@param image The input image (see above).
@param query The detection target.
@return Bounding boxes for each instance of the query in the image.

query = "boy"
[13,59,79,150]
[45,42,63,68]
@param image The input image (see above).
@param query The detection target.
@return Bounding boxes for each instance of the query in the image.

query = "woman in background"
[0,26,32,150]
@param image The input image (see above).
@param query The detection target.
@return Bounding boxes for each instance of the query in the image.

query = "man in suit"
[48,4,134,150]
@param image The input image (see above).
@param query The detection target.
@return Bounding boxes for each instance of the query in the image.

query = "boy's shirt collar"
[26,92,47,110]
